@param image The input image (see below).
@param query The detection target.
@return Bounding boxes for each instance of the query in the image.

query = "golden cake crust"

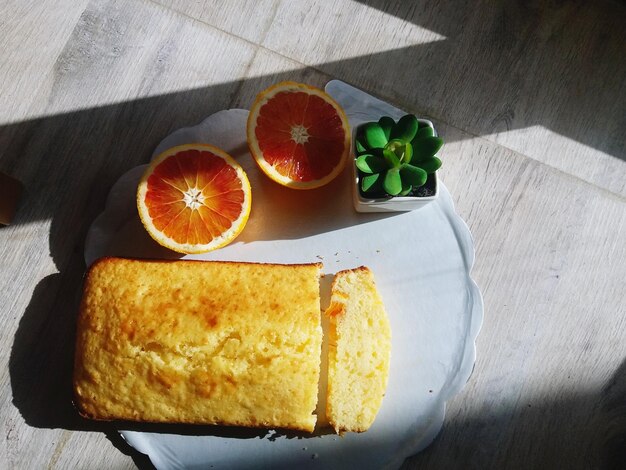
[74,257,323,432]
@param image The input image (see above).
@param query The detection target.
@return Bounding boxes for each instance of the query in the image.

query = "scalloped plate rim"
[83,82,484,469]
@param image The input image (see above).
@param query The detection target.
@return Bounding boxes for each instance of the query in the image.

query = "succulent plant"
[355,114,443,197]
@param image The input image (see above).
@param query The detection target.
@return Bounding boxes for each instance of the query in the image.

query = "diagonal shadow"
[4,70,395,469]
[3,1,625,466]
[402,358,626,470]
[11,264,626,469]
[350,0,626,162]
[3,0,626,230]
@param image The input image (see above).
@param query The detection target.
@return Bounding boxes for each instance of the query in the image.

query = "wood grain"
[0,0,90,123]
[0,0,624,469]
[402,123,626,469]
[153,0,281,44]
[0,0,257,468]
[259,0,626,197]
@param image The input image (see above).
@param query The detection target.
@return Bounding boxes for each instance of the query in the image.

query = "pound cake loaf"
[74,257,323,432]
[324,266,391,433]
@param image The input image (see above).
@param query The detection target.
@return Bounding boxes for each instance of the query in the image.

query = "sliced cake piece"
[74,257,323,432]
[324,266,392,433]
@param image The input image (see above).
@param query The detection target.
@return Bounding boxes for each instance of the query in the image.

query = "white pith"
[290,124,310,144]
[183,187,206,210]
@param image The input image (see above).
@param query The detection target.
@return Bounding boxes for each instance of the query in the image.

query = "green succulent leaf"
[412,136,444,162]
[378,116,395,141]
[355,128,368,154]
[403,141,413,163]
[414,125,434,140]
[399,180,413,196]
[383,168,402,196]
[385,139,413,164]
[361,173,383,193]
[390,114,419,142]
[400,164,428,188]
[383,148,401,168]
[416,156,442,174]
[356,154,388,174]
[363,122,388,148]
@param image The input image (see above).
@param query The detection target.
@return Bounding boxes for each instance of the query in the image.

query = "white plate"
[84,80,483,469]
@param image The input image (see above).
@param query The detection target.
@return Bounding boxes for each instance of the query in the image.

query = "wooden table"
[2,1,625,468]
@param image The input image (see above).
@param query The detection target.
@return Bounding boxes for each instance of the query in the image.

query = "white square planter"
[352,118,439,213]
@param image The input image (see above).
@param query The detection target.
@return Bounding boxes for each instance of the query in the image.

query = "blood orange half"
[247,81,351,189]
[137,143,251,254]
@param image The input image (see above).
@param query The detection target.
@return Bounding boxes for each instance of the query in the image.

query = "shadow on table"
[7,86,626,470]
[5,1,626,467]
[8,273,325,470]
[8,273,151,469]
[349,0,626,163]
[402,358,626,470]
[3,66,395,469]
[10,268,626,469]
[1,1,624,227]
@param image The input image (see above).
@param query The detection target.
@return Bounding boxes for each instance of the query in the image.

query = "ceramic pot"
[352,118,439,213]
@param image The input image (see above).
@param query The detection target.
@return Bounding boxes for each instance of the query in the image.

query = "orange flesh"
[255,91,346,182]
[144,149,245,245]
